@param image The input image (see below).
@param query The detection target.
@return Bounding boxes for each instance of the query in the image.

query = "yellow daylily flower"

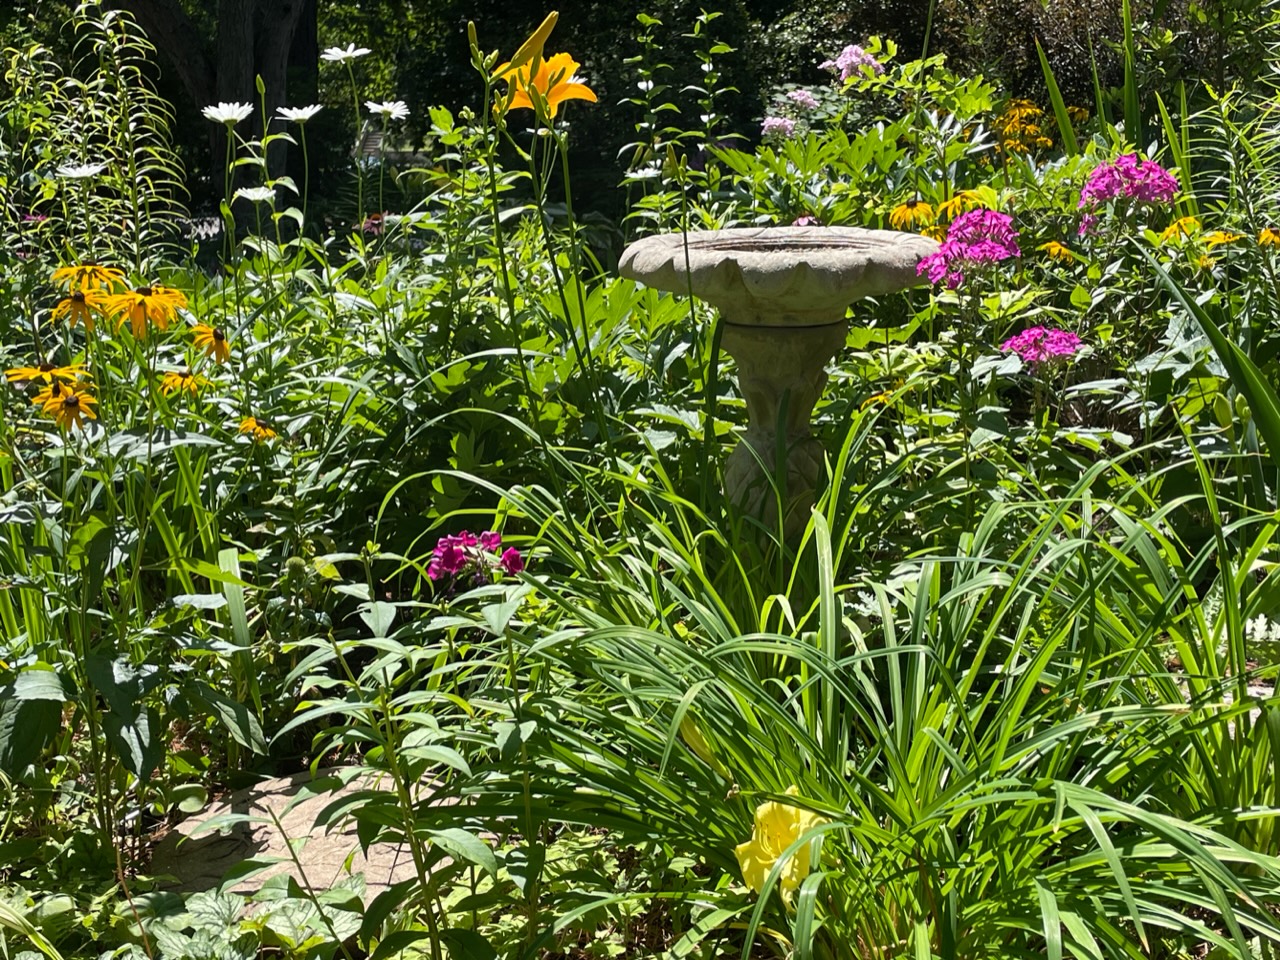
[491,11,558,82]
[734,786,825,901]
[499,52,597,119]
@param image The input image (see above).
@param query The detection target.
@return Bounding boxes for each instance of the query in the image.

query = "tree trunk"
[255,0,308,180]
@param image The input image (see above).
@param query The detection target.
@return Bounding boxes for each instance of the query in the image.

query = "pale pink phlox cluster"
[820,44,884,81]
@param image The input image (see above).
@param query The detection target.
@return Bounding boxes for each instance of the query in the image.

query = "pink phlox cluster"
[916,209,1021,289]
[1079,154,1179,208]
[428,530,524,581]
[761,116,796,138]
[1000,326,1082,366]
[820,44,884,81]
[792,215,821,226]
[787,89,819,110]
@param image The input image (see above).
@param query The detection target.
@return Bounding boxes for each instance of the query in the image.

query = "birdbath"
[619,226,938,532]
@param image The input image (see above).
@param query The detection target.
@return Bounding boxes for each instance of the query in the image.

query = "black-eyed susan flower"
[889,199,935,230]
[1160,215,1201,242]
[922,224,947,241]
[1204,230,1243,248]
[1259,227,1280,248]
[103,284,188,337]
[937,190,984,222]
[239,417,277,442]
[192,324,231,364]
[1038,240,1074,262]
[52,264,124,293]
[41,381,97,431]
[51,289,105,330]
[1067,105,1090,125]
[159,369,210,397]
[5,361,87,386]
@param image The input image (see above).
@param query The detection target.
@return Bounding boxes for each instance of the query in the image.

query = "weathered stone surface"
[149,770,420,903]
[618,226,938,327]
[619,226,937,533]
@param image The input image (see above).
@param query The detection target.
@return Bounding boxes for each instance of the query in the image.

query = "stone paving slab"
[149,769,421,904]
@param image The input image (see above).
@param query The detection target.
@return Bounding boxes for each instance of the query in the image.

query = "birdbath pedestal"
[619,226,937,532]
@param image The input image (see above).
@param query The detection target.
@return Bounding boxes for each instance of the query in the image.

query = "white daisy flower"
[276,104,324,123]
[202,102,253,128]
[365,100,410,122]
[321,44,371,63]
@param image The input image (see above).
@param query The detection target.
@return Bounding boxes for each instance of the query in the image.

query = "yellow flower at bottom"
[40,382,97,431]
[192,323,231,363]
[239,416,277,442]
[160,370,210,397]
[104,284,188,337]
[889,199,935,231]
[735,786,825,900]
[1038,240,1074,262]
[1160,216,1201,243]
[1259,227,1280,248]
[1204,230,1243,248]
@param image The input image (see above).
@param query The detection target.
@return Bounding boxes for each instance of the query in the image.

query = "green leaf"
[359,601,397,638]
[370,930,435,960]
[104,706,164,780]
[1036,39,1078,156]
[427,828,496,876]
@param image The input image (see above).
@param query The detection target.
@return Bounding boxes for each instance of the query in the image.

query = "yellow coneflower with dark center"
[1204,230,1243,248]
[1259,227,1280,248]
[994,99,1051,156]
[937,189,984,222]
[41,382,97,431]
[5,361,88,387]
[192,324,231,364]
[51,264,124,293]
[103,284,188,337]
[1066,105,1090,125]
[889,199,935,231]
[1038,240,1074,262]
[1160,215,1201,242]
[922,224,947,241]
[51,289,105,330]
[160,369,209,397]
[239,417,277,442]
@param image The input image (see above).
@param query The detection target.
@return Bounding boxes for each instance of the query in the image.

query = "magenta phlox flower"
[820,44,885,81]
[787,89,819,110]
[1079,154,1179,209]
[792,215,821,226]
[1001,326,1082,366]
[761,116,796,138]
[428,529,524,583]
[916,209,1021,288]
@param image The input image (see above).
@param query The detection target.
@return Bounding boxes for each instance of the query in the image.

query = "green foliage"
[5,3,1280,960]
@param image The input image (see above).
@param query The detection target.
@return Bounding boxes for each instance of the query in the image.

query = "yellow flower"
[861,389,893,410]
[1038,240,1074,262]
[51,289,105,330]
[1259,227,1280,248]
[239,416,277,442]
[922,224,946,241]
[1204,230,1243,248]
[41,381,97,431]
[52,264,124,293]
[192,324,231,364]
[5,362,87,385]
[734,786,825,900]
[1160,215,1201,243]
[104,284,188,337]
[889,199,934,230]
[498,51,597,119]
[160,369,209,397]
[1067,105,1090,125]
[1196,254,1216,271]
[491,11,558,83]
[937,189,984,222]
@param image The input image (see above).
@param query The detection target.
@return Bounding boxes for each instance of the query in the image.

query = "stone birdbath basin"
[619,226,938,531]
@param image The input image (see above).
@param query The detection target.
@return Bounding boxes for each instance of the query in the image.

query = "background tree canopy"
[0,0,1225,220]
